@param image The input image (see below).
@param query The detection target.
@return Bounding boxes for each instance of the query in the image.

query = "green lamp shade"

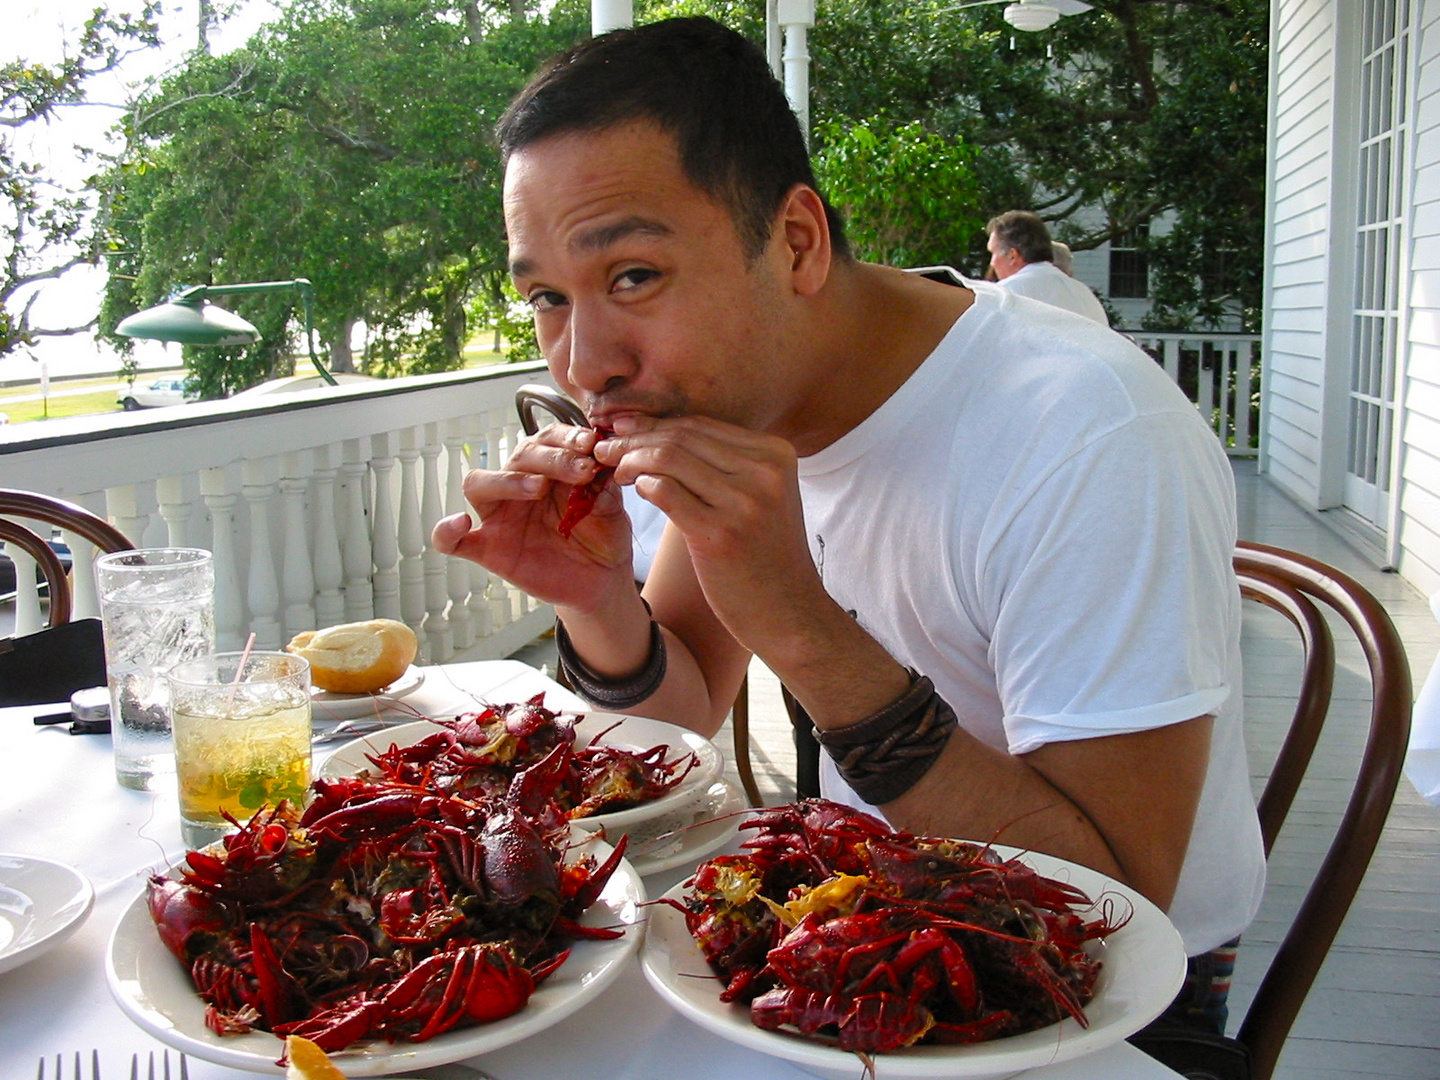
[116,299,261,346]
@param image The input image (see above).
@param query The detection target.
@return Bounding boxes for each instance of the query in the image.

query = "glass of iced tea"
[167,651,313,849]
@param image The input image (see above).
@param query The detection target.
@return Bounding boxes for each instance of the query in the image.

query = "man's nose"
[559,303,633,394]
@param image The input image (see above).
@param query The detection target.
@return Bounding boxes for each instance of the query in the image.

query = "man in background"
[987,210,1109,326]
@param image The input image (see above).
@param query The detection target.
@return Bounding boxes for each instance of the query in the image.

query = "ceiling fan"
[944,0,1094,33]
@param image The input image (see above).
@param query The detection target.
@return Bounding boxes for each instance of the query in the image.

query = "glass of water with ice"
[95,548,216,790]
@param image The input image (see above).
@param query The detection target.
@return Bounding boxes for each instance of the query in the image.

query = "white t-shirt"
[798,283,1265,955]
[998,260,1110,326]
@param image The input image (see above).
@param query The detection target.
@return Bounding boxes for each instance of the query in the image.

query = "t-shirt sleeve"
[978,411,1238,755]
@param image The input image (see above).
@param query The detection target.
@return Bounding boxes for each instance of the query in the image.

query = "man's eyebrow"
[509,216,673,279]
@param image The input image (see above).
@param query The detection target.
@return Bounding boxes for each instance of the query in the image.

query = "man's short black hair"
[987,210,1054,265]
[497,16,850,262]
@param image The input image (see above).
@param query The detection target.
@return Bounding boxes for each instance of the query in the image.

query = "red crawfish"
[677,798,1127,1059]
[557,426,615,539]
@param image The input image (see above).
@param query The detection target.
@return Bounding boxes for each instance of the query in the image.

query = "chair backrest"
[0,489,134,631]
[1231,541,1412,1080]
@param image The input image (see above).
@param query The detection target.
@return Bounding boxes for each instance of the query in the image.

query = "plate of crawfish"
[106,783,645,1076]
[318,696,725,837]
[641,799,1186,1080]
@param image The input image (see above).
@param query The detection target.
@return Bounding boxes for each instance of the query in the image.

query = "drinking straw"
[225,632,257,714]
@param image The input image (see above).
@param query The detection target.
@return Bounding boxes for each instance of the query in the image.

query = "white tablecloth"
[0,659,1183,1079]
[1404,592,1440,805]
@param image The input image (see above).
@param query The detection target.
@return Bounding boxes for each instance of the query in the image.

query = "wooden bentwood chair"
[1133,541,1412,1080]
[0,488,133,631]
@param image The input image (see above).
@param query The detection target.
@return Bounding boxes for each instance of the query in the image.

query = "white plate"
[309,666,425,722]
[107,837,645,1075]
[319,710,724,836]
[607,779,748,878]
[641,847,1186,1080]
[0,854,95,977]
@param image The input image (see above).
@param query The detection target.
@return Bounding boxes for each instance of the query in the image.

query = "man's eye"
[528,290,567,312]
[612,268,658,293]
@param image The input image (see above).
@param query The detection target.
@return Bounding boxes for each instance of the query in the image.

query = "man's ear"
[776,184,832,296]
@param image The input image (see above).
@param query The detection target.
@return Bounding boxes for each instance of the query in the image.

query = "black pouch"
[0,619,107,707]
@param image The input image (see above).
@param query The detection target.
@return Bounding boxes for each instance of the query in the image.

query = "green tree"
[813,118,982,268]
[102,0,587,393]
[1,4,160,360]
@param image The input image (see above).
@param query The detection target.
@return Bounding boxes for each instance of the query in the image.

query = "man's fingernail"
[523,475,546,493]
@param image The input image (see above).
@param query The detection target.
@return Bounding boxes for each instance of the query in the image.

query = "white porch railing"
[1129,331,1262,455]
[0,362,558,662]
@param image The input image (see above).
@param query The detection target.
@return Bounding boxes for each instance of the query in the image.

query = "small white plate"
[107,836,645,1075]
[310,665,425,722]
[591,779,748,878]
[641,846,1186,1080]
[0,854,95,976]
[320,710,724,836]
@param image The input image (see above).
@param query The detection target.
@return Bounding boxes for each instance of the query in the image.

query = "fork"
[128,1053,188,1080]
[34,1052,100,1080]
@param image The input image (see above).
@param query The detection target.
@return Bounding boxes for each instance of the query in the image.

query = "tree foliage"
[101,0,586,392]
[1,3,160,359]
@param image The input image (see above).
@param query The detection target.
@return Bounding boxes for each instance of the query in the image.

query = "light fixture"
[116,278,336,385]
[1004,1,1061,32]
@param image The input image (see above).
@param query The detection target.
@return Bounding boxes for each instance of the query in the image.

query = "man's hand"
[431,422,635,615]
[598,414,833,659]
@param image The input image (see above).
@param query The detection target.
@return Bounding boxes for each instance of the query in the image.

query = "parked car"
[119,376,199,410]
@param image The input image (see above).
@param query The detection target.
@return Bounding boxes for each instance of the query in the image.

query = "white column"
[340,438,374,622]
[200,469,246,651]
[107,485,150,551]
[420,421,452,662]
[443,418,475,650]
[279,451,317,642]
[310,444,346,629]
[777,0,814,144]
[591,0,632,35]
[155,476,194,547]
[8,544,43,635]
[241,457,282,650]
[369,433,401,622]
[395,427,428,654]
[467,411,496,640]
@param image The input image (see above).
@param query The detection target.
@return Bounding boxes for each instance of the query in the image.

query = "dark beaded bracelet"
[554,615,668,710]
[814,669,958,806]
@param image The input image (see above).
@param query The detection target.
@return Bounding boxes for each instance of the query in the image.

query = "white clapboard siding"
[1396,0,1440,594]
[1263,0,1340,505]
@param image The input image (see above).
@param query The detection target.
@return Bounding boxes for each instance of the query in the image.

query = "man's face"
[987,231,1024,280]
[503,122,791,432]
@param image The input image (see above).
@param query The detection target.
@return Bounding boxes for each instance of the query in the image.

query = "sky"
[3,0,278,383]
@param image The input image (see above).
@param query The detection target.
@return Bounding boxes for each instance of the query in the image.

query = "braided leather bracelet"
[814,669,958,805]
[554,615,668,710]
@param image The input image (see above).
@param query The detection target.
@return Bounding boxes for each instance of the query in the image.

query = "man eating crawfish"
[433,16,1264,1038]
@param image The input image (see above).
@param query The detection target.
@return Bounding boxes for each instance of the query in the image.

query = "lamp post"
[115,278,337,386]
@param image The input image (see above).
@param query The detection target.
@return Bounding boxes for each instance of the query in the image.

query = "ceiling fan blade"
[1052,0,1095,14]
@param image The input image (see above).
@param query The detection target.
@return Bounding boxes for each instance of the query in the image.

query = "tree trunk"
[465,1,485,42]
[329,318,356,374]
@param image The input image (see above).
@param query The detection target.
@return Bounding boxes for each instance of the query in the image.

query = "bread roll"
[287,618,418,694]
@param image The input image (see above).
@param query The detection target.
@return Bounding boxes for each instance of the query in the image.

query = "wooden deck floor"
[518,460,1440,1078]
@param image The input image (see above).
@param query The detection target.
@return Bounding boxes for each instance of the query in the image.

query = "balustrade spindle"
[108,485,150,552]
[420,422,452,662]
[9,544,42,636]
[310,444,346,629]
[481,408,513,632]
[155,476,195,547]
[340,439,375,623]
[200,470,246,651]
[395,429,428,656]
[241,458,283,650]
[279,452,317,642]
[443,419,474,650]
[370,434,401,623]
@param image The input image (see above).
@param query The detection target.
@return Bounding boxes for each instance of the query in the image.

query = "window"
[1108,223,1149,299]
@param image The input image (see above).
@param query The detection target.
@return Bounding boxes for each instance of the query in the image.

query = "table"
[0,660,1184,1079]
